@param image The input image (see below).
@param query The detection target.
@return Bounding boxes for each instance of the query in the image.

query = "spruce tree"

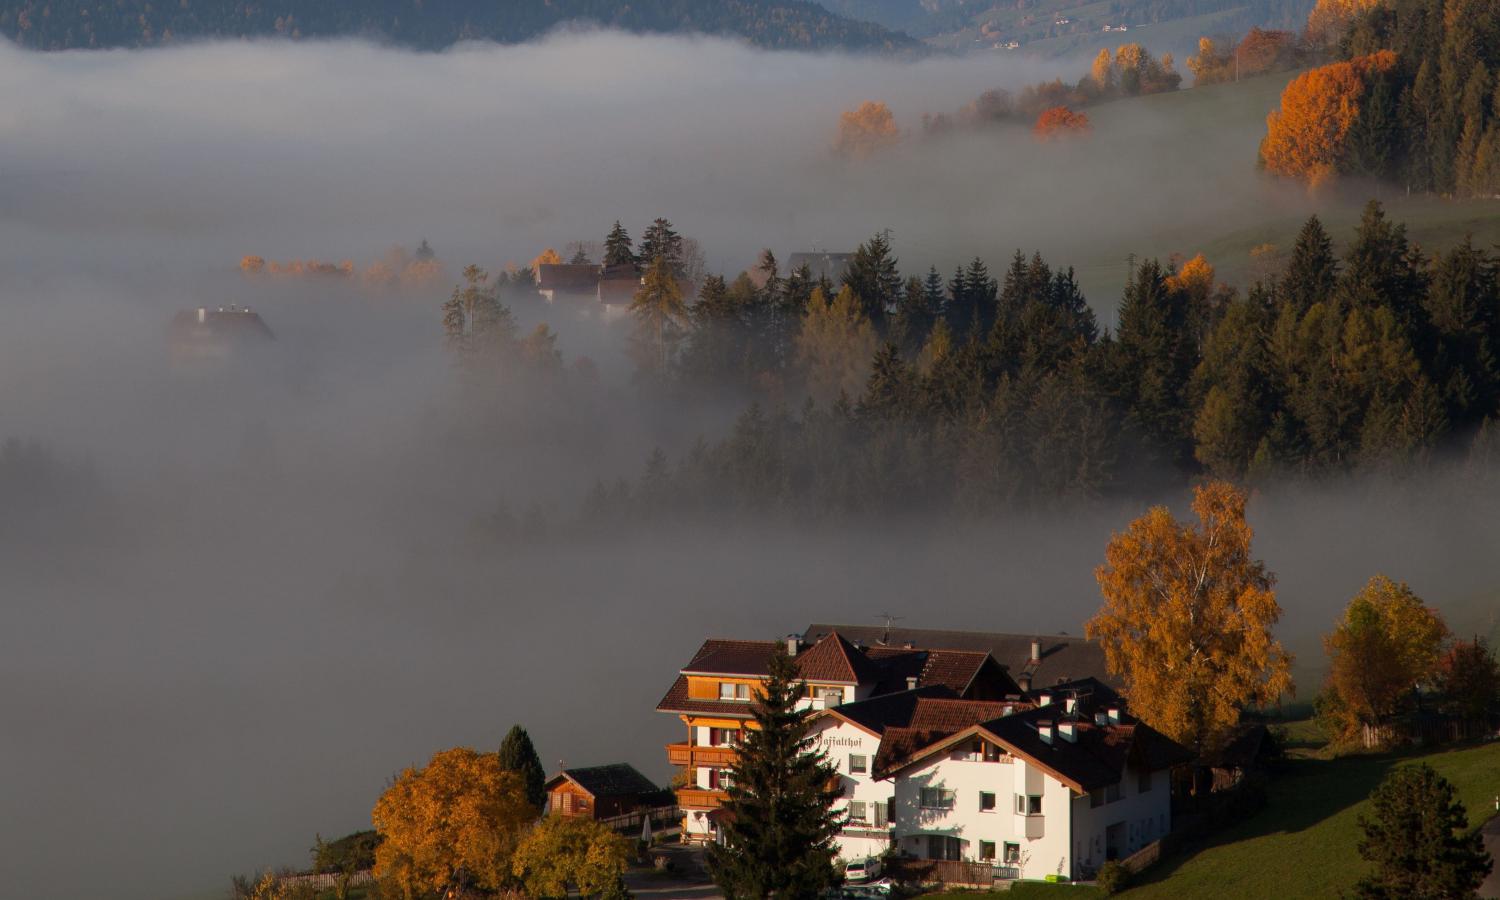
[859,342,919,422]
[840,231,902,331]
[604,221,635,268]
[705,646,842,900]
[1355,764,1491,899]
[1282,216,1339,317]
[638,218,684,274]
[498,724,547,811]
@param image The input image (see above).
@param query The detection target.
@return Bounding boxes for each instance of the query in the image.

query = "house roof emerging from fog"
[536,263,601,293]
[169,306,275,341]
[804,623,1118,688]
[546,763,663,800]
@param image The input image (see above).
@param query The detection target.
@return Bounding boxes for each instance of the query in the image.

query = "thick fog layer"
[0,31,1496,900]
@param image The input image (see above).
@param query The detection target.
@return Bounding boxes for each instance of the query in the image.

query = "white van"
[843,856,882,884]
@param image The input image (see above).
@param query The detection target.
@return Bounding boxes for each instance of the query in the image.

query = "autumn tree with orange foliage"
[1087,481,1293,756]
[530,247,563,271]
[834,101,901,159]
[1033,106,1091,141]
[372,747,535,898]
[1259,51,1397,186]
[1306,0,1383,49]
[1317,575,1449,746]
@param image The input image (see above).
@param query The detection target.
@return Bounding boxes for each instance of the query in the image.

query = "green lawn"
[1122,740,1500,899]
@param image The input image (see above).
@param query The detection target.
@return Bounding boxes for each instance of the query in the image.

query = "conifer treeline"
[1336,0,1500,195]
[587,201,1500,523]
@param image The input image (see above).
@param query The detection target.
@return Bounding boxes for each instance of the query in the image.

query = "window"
[1107,782,1123,803]
[1003,843,1021,865]
[1138,769,1153,793]
[1015,794,1042,816]
[708,727,741,746]
[920,787,955,809]
[1089,788,1105,808]
[980,791,997,812]
[874,801,889,827]
[979,841,996,861]
[849,754,868,775]
[709,769,733,789]
[983,741,1004,762]
[848,801,867,822]
[820,688,844,707]
[719,682,750,701]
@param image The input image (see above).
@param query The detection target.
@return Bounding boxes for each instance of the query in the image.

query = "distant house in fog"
[786,252,854,283]
[168,305,274,364]
[545,763,670,820]
[597,264,643,319]
[536,263,603,304]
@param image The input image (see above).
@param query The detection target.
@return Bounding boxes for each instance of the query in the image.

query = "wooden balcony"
[665,742,739,767]
[676,788,729,810]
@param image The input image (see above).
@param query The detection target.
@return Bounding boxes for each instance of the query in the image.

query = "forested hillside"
[0,0,919,52]
[827,0,1315,54]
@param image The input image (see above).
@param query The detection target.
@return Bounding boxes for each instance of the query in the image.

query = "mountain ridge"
[0,0,922,53]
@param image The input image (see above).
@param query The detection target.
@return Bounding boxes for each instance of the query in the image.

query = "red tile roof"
[794,632,884,684]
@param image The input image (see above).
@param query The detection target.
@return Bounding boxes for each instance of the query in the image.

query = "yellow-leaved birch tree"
[1087,480,1293,757]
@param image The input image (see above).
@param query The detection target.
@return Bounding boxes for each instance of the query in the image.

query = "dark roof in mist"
[804,623,1118,688]
[786,252,853,282]
[169,306,275,342]
[536,263,600,293]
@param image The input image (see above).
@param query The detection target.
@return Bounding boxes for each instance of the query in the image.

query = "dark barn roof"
[547,763,662,800]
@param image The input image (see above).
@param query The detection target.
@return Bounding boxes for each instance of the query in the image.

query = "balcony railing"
[665,742,739,768]
[676,788,729,809]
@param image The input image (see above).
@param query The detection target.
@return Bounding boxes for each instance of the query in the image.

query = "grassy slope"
[1123,740,1500,899]
[1069,70,1500,302]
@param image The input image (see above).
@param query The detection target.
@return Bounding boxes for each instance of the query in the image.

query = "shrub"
[1096,860,1132,895]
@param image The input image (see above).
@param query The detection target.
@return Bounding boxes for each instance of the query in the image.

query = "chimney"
[1059,721,1077,742]
[1037,720,1054,744]
[1030,638,1042,664]
[785,635,800,656]
[906,676,918,691]
[1017,673,1032,692]
[1107,706,1121,725]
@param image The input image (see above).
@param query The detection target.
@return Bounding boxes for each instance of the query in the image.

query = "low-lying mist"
[1,29,1496,900]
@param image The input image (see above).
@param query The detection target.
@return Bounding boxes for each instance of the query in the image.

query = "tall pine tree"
[603,221,635,268]
[705,646,842,900]
[498,724,547,811]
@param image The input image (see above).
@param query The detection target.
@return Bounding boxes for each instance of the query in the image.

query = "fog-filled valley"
[2,29,1500,900]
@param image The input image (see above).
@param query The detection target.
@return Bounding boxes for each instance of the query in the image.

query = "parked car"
[844,856,882,884]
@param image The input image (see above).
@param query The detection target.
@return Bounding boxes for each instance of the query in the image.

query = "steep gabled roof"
[795,631,884,685]
[546,763,662,800]
[876,702,1193,793]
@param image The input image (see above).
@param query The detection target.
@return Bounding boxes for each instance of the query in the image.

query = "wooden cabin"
[545,764,670,821]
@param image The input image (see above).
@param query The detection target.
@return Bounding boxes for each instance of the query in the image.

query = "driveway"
[626,845,724,900]
[1481,815,1500,899]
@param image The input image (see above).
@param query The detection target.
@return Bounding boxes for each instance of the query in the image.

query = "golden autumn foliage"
[371,747,536,898]
[512,816,631,897]
[1318,575,1449,744]
[1033,105,1091,141]
[239,245,444,288]
[1187,29,1298,85]
[1259,51,1398,186]
[1307,0,1384,48]
[530,247,563,271]
[834,100,901,159]
[1087,481,1293,756]
[795,285,879,404]
[1090,48,1114,90]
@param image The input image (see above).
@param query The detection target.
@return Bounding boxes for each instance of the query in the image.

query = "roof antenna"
[875,613,904,646]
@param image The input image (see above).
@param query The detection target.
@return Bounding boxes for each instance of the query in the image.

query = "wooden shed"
[545,764,671,821]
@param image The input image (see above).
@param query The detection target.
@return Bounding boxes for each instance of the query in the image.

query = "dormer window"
[719,682,751,701]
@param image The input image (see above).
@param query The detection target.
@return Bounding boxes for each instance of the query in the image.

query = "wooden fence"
[277,870,374,891]
[885,857,1018,887]
[598,805,681,837]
